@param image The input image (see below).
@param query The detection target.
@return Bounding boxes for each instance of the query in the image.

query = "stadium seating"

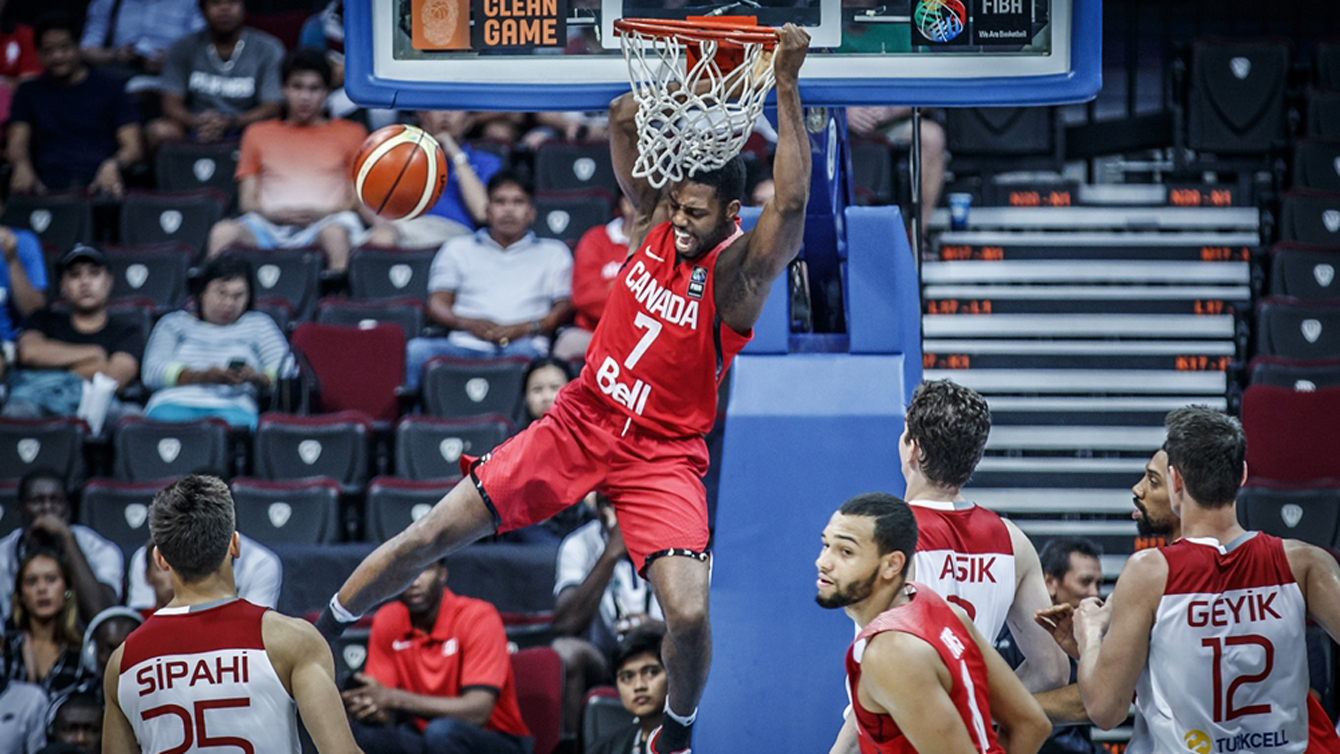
[1268,244,1340,300]
[315,298,426,340]
[1247,356,1340,390]
[222,246,324,322]
[1255,298,1340,360]
[78,479,163,557]
[510,647,564,754]
[849,140,895,206]
[944,107,1062,174]
[0,193,94,253]
[394,415,512,480]
[103,243,193,312]
[118,191,226,258]
[1186,39,1290,155]
[532,196,611,249]
[346,246,437,301]
[0,417,87,485]
[1279,191,1340,247]
[534,142,618,201]
[253,412,372,493]
[290,323,406,423]
[582,687,633,754]
[1317,41,1340,90]
[231,477,341,546]
[1237,481,1340,548]
[421,356,528,420]
[112,417,230,483]
[154,140,241,209]
[1241,385,1340,480]
[1292,140,1340,192]
[1308,91,1340,140]
[364,477,455,542]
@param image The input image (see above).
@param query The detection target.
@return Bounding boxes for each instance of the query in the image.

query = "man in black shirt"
[4,245,144,419]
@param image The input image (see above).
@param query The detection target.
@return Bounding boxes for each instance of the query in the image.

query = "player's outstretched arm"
[957,608,1051,754]
[1003,521,1071,692]
[1286,539,1340,643]
[715,23,811,335]
[827,712,860,754]
[102,646,143,754]
[860,631,983,754]
[1075,549,1165,729]
[265,613,364,754]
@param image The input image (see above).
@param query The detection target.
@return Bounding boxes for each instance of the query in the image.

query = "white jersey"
[1129,533,1308,754]
[909,500,1016,640]
[117,599,300,754]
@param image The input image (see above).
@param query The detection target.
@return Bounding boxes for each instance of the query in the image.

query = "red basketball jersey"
[118,599,300,754]
[909,501,1017,641]
[846,583,1003,754]
[579,221,749,437]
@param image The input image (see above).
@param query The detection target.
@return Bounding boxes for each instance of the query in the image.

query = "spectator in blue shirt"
[393,110,503,248]
[0,224,47,380]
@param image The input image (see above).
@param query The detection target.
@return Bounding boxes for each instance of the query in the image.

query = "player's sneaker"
[648,724,692,754]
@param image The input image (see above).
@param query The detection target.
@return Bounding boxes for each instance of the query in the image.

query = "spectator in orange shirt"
[552,195,634,361]
[342,559,531,754]
[205,48,396,270]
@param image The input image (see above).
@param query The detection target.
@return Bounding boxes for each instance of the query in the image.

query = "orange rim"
[614,17,778,49]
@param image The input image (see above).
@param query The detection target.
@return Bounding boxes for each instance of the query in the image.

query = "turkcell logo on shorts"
[596,358,651,415]
[1185,728,1294,753]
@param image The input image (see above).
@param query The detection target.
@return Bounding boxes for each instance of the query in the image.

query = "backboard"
[344,0,1101,110]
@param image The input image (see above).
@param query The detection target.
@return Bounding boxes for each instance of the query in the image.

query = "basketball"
[352,124,449,221]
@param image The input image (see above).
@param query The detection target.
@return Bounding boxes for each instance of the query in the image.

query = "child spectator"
[206,48,396,270]
[140,254,289,429]
[7,14,143,197]
[552,195,633,361]
[1,548,98,708]
[146,0,283,149]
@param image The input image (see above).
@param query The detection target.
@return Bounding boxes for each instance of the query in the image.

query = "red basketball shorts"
[464,382,710,574]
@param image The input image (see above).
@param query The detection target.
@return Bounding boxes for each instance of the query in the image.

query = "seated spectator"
[79,607,142,679]
[1,548,98,707]
[145,0,283,150]
[0,470,122,626]
[4,246,144,421]
[521,356,575,428]
[552,195,633,361]
[588,626,667,754]
[846,106,945,232]
[392,110,502,247]
[6,14,143,197]
[0,670,46,754]
[35,691,101,754]
[205,48,396,270]
[551,494,662,736]
[406,171,573,387]
[0,0,42,123]
[0,223,48,381]
[140,254,289,429]
[297,0,398,131]
[342,559,531,754]
[79,0,203,89]
[125,533,280,612]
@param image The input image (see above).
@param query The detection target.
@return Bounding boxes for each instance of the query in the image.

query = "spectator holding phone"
[140,253,288,429]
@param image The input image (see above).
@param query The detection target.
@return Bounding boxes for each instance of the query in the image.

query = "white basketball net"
[618,24,776,189]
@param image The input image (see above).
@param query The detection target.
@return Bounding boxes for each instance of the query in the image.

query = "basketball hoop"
[615,17,778,189]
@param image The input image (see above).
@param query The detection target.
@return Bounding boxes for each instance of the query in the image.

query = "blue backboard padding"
[345,0,1101,110]
[698,353,908,752]
[845,206,922,398]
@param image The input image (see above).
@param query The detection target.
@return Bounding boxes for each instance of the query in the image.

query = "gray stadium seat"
[231,477,341,546]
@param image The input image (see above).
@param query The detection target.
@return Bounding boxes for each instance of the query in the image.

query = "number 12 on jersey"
[595,313,661,415]
[1202,635,1273,723]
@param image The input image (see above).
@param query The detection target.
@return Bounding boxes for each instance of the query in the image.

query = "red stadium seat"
[510,647,564,754]
[1241,385,1340,480]
[291,323,406,423]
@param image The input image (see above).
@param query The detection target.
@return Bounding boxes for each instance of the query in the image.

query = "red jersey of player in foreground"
[846,583,1003,754]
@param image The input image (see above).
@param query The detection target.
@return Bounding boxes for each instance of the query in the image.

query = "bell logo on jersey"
[596,358,651,415]
[624,261,700,330]
[938,554,998,583]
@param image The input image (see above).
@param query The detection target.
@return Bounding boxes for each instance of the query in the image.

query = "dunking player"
[314,24,813,754]
[1071,408,1340,753]
[817,492,1051,754]
[1036,443,1340,751]
[102,475,361,754]
[898,379,1070,692]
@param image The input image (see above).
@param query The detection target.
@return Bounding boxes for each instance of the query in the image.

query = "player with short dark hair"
[102,475,361,754]
[1037,538,1102,611]
[817,492,1051,754]
[1073,407,1340,753]
[900,380,1069,694]
[314,25,814,754]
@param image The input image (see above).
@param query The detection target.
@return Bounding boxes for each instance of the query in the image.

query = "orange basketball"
[352,124,449,221]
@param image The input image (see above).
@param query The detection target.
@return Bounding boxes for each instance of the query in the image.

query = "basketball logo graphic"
[914,0,967,43]
[1184,730,1212,754]
[421,0,461,46]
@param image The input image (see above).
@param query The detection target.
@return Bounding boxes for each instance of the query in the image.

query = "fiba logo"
[914,0,967,43]
[1184,730,1212,754]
